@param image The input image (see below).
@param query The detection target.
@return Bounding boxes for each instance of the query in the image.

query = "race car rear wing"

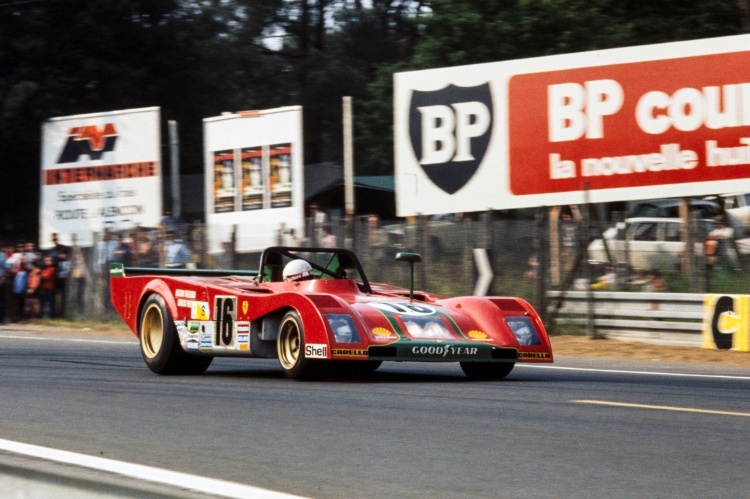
[109,263,258,278]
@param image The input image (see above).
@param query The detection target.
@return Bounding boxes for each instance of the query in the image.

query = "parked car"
[587,217,750,271]
[628,198,722,220]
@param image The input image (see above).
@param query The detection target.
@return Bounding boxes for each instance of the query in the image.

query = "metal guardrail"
[547,291,704,347]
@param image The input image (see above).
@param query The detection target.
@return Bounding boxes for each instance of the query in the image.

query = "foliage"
[0,0,747,238]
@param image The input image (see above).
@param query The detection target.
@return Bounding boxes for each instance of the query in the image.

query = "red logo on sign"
[57,123,118,163]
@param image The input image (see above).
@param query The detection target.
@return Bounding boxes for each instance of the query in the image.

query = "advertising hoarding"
[40,107,162,247]
[394,35,750,217]
[204,107,303,252]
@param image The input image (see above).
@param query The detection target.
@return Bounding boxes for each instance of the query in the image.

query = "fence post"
[416,215,427,291]
[583,185,597,339]
[534,208,548,323]
[230,225,237,269]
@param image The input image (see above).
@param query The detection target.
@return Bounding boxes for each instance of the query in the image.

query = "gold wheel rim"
[141,303,164,359]
[278,318,301,370]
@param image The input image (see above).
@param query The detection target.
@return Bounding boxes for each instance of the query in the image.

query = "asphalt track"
[1,327,749,498]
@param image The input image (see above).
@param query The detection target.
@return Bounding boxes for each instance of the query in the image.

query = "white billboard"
[40,107,162,247]
[394,34,750,217]
[204,106,304,252]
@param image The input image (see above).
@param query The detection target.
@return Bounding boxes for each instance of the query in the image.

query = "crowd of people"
[0,234,76,323]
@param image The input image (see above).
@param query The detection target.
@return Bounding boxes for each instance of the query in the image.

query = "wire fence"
[5,209,749,323]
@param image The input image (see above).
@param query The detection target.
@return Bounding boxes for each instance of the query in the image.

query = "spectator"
[309,203,327,225]
[320,227,337,248]
[95,229,112,276]
[6,243,24,273]
[367,214,388,260]
[135,230,158,267]
[590,266,615,291]
[110,233,133,267]
[282,228,300,247]
[7,243,25,322]
[39,256,56,318]
[165,231,191,268]
[55,249,71,317]
[215,241,233,269]
[47,233,70,264]
[12,263,28,321]
[0,242,8,324]
[25,260,42,318]
[161,209,184,233]
[524,254,540,281]
[309,203,327,245]
[708,217,738,271]
[23,242,40,270]
[71,246,87,314]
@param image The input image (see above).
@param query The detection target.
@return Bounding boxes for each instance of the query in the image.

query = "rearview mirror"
[396,252,422,300]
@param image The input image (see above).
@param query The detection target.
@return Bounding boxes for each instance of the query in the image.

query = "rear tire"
[277,310,321,380]
[460,362,514,380]
[139,294,212,375]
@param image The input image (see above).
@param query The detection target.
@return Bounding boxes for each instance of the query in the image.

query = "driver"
[283,259,316,282]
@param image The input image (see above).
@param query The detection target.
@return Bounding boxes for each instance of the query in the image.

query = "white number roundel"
[369,302,436,316]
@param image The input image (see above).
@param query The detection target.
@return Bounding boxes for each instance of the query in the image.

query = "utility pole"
[343,97,355,247]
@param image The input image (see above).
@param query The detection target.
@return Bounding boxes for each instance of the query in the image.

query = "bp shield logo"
[408,83,493,194]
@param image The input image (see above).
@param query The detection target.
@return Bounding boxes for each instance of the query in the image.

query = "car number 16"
[214,296,236,347]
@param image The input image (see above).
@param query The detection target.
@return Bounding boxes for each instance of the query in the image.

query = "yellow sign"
[703,295,750,352]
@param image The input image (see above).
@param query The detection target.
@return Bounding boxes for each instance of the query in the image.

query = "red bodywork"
[110,247,553,368]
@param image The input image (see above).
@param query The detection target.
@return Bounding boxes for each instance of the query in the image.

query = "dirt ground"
[551,335,750,368]
[6,321,750,369]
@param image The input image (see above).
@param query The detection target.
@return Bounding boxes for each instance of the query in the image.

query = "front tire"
[139,294,212,375]
[460,362,514,380]
[277,310,321,380]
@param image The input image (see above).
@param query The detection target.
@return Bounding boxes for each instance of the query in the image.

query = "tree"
[356,0,745,176]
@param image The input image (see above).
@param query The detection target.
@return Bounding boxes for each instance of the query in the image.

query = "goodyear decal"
[369,341,497,361]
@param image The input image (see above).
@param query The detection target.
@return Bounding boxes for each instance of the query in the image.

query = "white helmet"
[283,259,314,281]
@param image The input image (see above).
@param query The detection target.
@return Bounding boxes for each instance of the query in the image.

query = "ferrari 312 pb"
[109,246,553,380]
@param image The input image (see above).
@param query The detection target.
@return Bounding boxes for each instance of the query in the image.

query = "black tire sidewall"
[460,362,514,380]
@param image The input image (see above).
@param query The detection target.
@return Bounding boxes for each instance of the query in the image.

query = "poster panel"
[394,34,750,217]
[241,147,264,211]
[204,107,304,252]
[40,107,162,247]
[270,143,293,208]
[213,149,236,213]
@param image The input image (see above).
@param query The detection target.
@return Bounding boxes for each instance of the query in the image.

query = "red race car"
[109,246,552,380]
